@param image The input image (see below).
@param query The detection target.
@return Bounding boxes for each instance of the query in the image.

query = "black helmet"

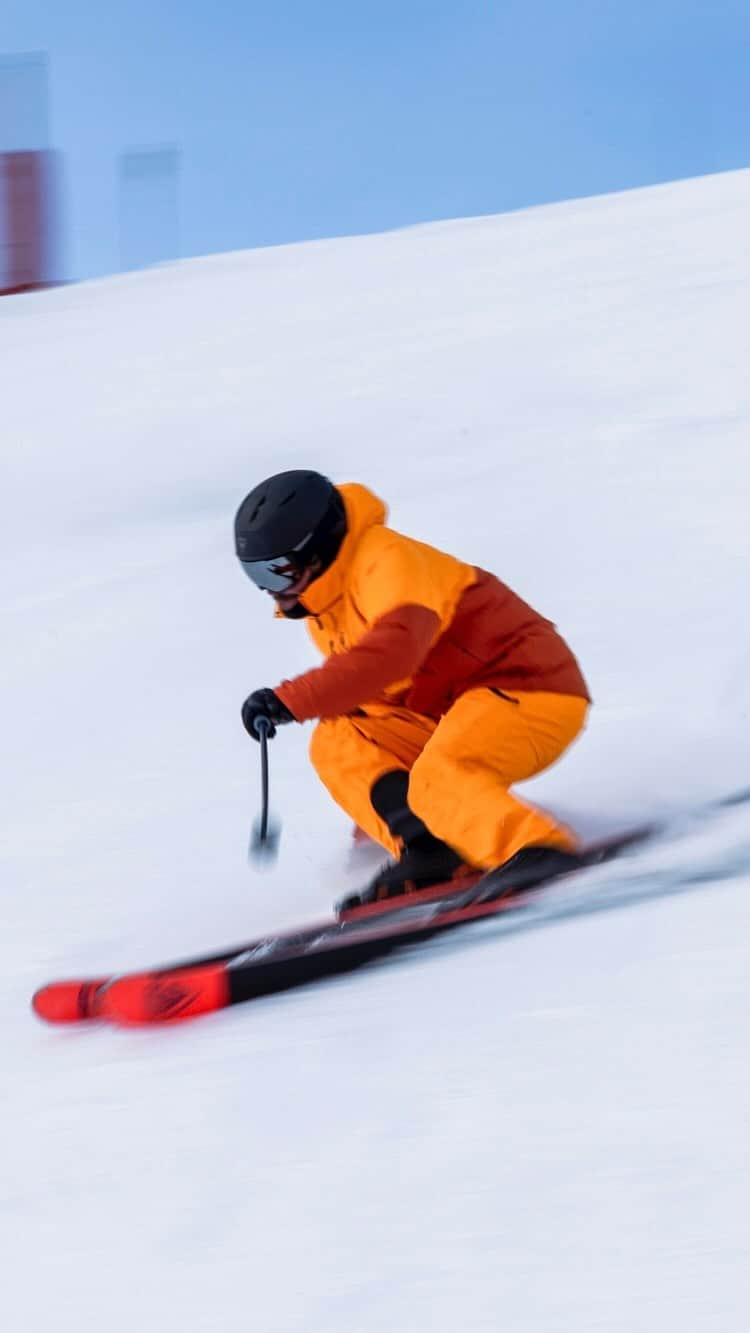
[234,470,347,592]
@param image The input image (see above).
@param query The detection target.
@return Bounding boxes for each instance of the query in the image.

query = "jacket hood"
[297,483,388,617]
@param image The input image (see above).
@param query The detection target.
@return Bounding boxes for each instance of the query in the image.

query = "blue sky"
[3,0,750,280]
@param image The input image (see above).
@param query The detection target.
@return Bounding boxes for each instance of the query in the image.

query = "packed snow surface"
[3,168,750,1331]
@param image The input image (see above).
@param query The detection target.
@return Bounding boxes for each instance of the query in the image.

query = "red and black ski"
[32,827,650,1027]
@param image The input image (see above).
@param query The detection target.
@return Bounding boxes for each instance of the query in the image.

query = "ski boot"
[472,843,583,903]
[337,770,469,914]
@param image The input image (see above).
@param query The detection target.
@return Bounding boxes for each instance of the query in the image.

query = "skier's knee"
[407,759,456,833]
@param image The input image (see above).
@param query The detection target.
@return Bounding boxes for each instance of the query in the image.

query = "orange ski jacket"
[274,484,590,724]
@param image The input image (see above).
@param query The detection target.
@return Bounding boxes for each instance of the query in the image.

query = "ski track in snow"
[2,168,750,1332]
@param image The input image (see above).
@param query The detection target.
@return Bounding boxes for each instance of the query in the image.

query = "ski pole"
[249,715,281,864]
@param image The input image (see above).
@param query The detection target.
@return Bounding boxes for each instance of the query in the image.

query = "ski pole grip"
[253,714,272,740]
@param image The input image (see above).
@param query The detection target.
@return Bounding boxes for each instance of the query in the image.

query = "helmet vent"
[279,490,297,507]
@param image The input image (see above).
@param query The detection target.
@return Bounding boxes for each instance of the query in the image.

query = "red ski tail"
[32,979,108,1024]
[98,965,230,1026]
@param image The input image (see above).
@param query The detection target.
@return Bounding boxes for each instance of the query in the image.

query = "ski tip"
[31,979,108,1025]
[98,965,230,1026]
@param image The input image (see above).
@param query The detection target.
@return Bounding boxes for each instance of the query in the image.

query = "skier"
[236,470,591,908]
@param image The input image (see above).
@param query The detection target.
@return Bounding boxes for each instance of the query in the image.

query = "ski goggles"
[238,535,314,592]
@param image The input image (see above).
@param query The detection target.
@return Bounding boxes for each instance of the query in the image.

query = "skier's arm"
[274,604,440,722]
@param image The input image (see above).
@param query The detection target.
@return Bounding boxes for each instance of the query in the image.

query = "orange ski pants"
[309,688,589,869]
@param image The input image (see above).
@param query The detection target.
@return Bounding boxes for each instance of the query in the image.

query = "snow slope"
[2,168,750,1331]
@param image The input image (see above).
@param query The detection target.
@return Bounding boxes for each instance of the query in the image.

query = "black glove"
[241,688,295,741]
